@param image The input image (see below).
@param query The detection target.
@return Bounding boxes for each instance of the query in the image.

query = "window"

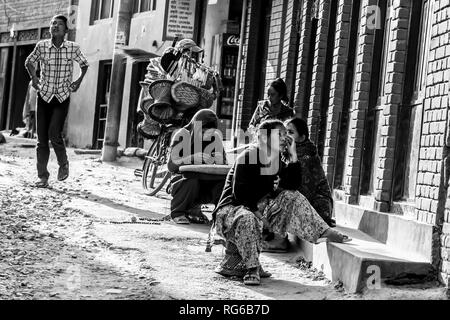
[377,0,392,103]
[133,0,157,13]
[413,0,433,101]
[91,0,115,23]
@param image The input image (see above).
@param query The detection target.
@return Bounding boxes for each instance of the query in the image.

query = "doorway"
[0,47,12,130]
[127,62,147,149]
[10,45,35,130]
[93,60,113,150]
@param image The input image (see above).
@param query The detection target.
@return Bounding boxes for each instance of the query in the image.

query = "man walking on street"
[25,15,89,188]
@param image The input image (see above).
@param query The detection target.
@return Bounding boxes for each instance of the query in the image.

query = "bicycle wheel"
[142,131,172,196]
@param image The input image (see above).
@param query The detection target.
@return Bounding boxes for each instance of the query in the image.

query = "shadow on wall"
[358,210,389,244]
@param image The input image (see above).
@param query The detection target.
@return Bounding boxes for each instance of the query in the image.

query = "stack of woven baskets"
[137,55,220,140]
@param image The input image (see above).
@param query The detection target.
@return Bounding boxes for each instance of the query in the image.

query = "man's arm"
[71,44,90,92]
[70,66,88,92]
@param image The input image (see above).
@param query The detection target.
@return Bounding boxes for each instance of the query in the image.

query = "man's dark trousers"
[171,176,225,219]
[36,94,70,180]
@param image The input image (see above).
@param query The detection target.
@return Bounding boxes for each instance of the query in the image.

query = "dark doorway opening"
[0,47,12,130]
[127,62,147,149]
[93,60,113,150]
[8,45,35,131]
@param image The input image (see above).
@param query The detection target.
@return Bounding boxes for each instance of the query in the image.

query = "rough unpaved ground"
[0,134,448,300]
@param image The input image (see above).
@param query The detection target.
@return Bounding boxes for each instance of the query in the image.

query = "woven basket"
[148,103,176,122]
[148,80,176,122]
[138,114,161,140]
[171,81,201,112]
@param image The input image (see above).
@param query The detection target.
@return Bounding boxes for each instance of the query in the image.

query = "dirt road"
[0,134,447,300]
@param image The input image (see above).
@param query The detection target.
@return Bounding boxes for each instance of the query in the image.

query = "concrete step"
[334,201,434,262]
[291,226,434,293]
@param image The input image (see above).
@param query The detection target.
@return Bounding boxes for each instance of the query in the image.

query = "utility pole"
[102,0,133,162]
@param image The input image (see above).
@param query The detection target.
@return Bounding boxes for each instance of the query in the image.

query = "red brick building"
[235,0,450,291]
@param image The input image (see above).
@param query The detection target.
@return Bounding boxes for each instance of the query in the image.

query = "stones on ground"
[0,133,6,144]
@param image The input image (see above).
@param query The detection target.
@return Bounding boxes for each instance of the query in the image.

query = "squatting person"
[25,15,89,188]
[168,109,228,225]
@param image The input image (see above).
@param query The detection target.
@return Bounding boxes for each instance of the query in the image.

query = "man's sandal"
[187,213,209,225]
[173,216,190,225]
[34,180,49,188]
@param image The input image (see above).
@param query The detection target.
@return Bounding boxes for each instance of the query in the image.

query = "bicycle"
[133,48,221,197]
[134,123,179,197]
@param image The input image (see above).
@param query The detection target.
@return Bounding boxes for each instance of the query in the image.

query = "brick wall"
[293,0,314,116]
[235,0,257,132]
[308,0,331,143]
[343,0,378,204]
[373,0,411,213]
[425,0,450,286]
[0,0,70,32]
[279,0,300,104]
[265,0,284,86]
[322,0,353,184]
[416,0,450,226]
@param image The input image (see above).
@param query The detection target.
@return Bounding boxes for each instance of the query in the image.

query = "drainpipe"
[102,0,133,162]
[67,0,79,42]
[231,0,248,148]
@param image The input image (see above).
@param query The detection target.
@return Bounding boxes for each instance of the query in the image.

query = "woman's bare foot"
[243,268,261,286]
[320,228,351,243]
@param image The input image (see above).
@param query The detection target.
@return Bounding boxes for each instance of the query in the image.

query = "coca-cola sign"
[226,35,240,47]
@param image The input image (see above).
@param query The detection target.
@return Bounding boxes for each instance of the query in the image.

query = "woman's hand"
[285,135,298,163]
[273,175,280,191]
[254,210,270,229]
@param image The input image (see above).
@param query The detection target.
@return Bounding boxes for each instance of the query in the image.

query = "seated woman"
[213,120,350,286]
[285,118,336,227]
[247,78,294,138]
[168,109,227,225]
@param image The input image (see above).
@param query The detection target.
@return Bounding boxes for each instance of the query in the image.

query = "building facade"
[0,0,73,132]
[235,0,450,286]
[68,0,242,150]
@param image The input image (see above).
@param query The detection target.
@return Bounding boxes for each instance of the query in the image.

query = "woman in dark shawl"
[285,118,336,227]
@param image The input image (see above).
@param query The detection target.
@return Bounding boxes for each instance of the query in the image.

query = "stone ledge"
[335,201,434,262]
[291,226,434,293]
